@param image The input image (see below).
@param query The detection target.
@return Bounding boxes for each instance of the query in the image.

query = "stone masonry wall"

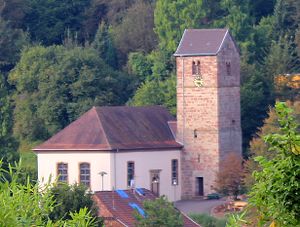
[217,34,242,161]
[176,33,241,199]
[176,56,220,199]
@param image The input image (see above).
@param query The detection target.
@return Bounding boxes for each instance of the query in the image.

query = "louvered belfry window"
[192,61,201,75]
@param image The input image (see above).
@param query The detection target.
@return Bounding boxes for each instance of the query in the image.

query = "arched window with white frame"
[79,163,90,187]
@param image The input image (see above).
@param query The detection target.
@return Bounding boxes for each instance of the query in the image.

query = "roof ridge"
[216,29,229,54]
[92,107,112,150]
[186,28,228,30]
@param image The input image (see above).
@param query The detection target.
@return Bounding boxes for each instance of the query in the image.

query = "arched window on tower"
[192,61,196,75]
[196,61,201,75]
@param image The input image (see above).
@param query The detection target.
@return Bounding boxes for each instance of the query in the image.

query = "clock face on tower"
[194,75,204,87]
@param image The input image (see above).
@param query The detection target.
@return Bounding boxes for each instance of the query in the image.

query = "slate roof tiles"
[34,106,182,151]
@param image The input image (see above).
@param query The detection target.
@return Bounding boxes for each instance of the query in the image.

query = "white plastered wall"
[113,150,182,202]
[37,151,112,191]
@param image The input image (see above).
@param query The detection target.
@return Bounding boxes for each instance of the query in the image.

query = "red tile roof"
[34,106,182,151]
[94,189,200,227]
[174,29,229,56]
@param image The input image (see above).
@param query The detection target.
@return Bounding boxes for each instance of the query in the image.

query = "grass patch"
[17,140,40,182]
[20,151,36,168]
[189,213,227,227]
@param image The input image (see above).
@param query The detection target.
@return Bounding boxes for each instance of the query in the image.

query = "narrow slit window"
[226,61,231,76]
[192,61,196,75]
[171,159,178,185]
[57,163,68,183]
[80,163,90,187]
[127,162,135,187]
[196,61,201,75]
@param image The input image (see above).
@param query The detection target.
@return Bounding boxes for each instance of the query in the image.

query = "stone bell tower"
[174,29,242,199]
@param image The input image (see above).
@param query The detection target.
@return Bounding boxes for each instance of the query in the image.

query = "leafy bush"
[135,196,183,227]
[49,183,99,222]
[0,161,99,226]
[249,102,300,226]
[189,213,227,227]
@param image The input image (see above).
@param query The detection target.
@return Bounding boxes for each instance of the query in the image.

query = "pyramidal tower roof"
[174,28,230,56]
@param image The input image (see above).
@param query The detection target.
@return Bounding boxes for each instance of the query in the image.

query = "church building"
[34,28,242,201]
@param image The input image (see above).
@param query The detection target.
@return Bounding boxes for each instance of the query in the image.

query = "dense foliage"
[9,45,132,141]
[0,161,99,226]
[0,74,19,169]
[249,102,300,226]
[189,213,226,227]
[0,0,299,172]
[135,196,183,227]
[244,101,300,189]
[215,152,244,199]
[49,183,100,223]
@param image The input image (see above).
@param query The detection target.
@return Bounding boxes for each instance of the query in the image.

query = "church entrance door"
[150,170,161,196]
[196,177,204,196]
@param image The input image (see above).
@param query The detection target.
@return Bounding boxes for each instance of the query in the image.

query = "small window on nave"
[80,163,90,187]
[57,163,68,183]
[127,161,135,187]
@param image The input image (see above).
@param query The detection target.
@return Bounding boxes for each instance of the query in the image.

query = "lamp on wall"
[98,171,107,191]
[172,179,177,202]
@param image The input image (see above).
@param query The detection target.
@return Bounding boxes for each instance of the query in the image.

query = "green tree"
[0,161,99,226]
[9,45,132,142]
[273,0,300,40]
[249,0,277,24]
[49,183,100,223]
[0,0,30,28]
[272,0,300,68]
[241,72,274,157]
[135,196,183,227]
[23,0,90,45]
[92,21,118,68]
[129,76,176,116]
[189,213,227,227]
[0,74,19,169]
[215,152,244,199]
[264,38,300,78]
[127,52,153,87]
[214,0,251,43]
[244,101,300,189]
[154,0,206,53]
[247,16,275,64]
[0,17,28,73]
[111,1,157,57]
[249,102,300,226]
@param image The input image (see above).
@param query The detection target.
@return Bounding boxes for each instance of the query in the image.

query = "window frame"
[171,159,179,185]
[79,162,91,188]
[57,162,68,183]
[127,161,135,187]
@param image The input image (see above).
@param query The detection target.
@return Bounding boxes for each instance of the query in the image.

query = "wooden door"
[150,170,160,196]
[196,177,204,196]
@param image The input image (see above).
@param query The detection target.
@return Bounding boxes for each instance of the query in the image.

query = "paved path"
[175,199,226,215]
